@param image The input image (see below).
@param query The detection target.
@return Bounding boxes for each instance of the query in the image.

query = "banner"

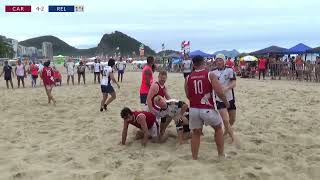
[181,40,190,55]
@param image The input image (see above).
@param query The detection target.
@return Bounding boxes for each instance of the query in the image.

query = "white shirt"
[101,66,113,86]
[212,68,236,102]
[94,62,101,73]
[38,64,44,73]
[159,99,186,118]
[117,61,126,71]
[182,60,192,73]
[66,62,75,74]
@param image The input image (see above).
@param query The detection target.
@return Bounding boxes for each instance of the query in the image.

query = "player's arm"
[145,69,152,87]
[147,83,159,114]
[11,67,14,77]
[14,66,17,77]
[225,71,237,90]
[121,120,129,145]
[136,115,149,146]
[109,72,120,88]
[147,83,158,114]
[209,72,229,108]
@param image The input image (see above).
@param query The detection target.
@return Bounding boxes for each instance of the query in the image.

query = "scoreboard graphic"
[4,4,85,13]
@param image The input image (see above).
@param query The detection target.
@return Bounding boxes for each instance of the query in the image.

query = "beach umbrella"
[240,55,257,61]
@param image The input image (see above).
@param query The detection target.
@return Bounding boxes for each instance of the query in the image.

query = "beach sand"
[0,68,319,180]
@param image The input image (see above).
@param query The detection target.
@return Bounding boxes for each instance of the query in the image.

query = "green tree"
[0,37,14,58]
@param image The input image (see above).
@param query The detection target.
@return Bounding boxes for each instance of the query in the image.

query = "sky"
[0,0,319,53]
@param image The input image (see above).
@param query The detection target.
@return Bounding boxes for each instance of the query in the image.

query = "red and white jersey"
[186,69,215,109]
[128,111,158,129]
[41,67,55,86]
[151,82,166,110]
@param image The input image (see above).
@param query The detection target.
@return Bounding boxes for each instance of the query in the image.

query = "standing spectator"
[29,61,39,88]
[116,57,126,82]
[93,59,101,84]
[0,60,14,89]
[182,57,193,79]
[77,61,86,85]
[258,57,267,80]
[225,57,234,68]
[65,58,75,85]
[15,60,26,88]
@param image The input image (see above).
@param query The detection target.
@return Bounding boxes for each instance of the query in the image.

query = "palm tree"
[0,37,14,58]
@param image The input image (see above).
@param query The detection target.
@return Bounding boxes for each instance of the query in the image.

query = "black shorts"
[101,85,114,94]
[216,100,236,111]
[17,76,24,81]
[4,76,12,81]
[32,75,38,79]
[140,93,148,104]
[183,72,191,78]
[176,117,190,133]
[118,70,124,74]
[94,72,100,75]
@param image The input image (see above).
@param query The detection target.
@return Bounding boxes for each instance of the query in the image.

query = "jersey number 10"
[193,80,203,94]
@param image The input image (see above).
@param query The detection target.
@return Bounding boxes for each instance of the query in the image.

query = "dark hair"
[108,59,116,67]
[158,70,167,76]
[192,55,204,67]
[44,61,50,67]
[120,107,132,119]
[4,61,8,64]
[147,56,154,64]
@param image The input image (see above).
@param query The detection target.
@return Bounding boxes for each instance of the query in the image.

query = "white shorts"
[189,108,222,130]
[148,123,159,137]
[67,71,74,76]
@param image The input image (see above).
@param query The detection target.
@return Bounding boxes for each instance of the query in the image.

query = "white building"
[42,42,53,60]
[17,45,27,57]
[26,47,38,57]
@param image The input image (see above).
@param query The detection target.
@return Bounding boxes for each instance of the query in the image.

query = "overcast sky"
[0,0,319,53]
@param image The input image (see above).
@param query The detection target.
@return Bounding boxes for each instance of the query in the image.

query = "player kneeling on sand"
[120,107,159,146]
[153,95,191,144]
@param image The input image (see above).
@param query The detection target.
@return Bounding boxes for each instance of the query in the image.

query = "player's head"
[120,107,133,121]
[94,59,97,63]
[4,61,8,65]
[215,54,226,69]
[108,58,116,67]
[147,56,155,65]
[120,57,123,61]
[17,60,21,65]
[192,55,204,68]
[44,61,50,67]
[158,70,167,85]
[153,95,167,109]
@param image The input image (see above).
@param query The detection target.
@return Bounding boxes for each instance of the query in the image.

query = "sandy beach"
[0,69,319,180]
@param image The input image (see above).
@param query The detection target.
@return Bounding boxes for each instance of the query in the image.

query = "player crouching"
[120,107,159,146]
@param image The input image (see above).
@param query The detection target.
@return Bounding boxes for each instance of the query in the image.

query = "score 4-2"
[36,6,45,12]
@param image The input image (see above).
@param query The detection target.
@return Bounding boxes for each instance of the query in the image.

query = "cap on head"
[215,54,226,61]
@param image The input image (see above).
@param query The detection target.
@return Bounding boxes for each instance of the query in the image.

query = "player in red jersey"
[185,55,229,160]
[146,70,171,139]
[41,61,56,105]
[120,107,159,146]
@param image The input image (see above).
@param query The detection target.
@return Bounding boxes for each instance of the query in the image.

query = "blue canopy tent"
[306,47,320,53]
[286,43,311,54]
[189,50,212,57]
[251,46,287,56]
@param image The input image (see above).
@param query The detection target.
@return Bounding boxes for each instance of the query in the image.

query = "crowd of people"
[236,55,320,82]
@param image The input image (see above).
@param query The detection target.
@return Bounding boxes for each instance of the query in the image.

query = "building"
[42,42,53,60]
[17,45,27,57]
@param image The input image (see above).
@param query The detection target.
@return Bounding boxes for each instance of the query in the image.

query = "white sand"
[0,68,319,180]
